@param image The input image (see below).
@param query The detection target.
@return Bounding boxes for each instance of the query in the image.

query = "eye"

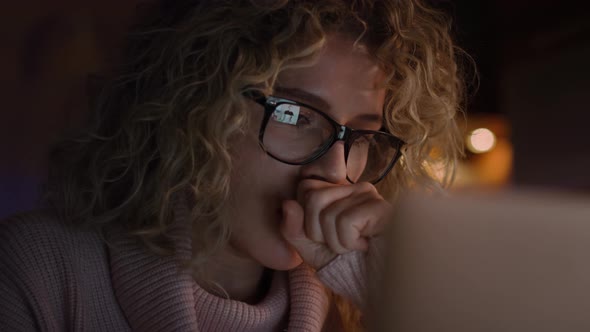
[272,104,320,128]
[352,135,372,147]
[295,114,311,126]
[271,103,304,126]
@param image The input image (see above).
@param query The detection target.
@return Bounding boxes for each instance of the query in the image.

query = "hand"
[280,179,392,270]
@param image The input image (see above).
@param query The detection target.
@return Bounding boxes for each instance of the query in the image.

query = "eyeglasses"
[248,93,405,184]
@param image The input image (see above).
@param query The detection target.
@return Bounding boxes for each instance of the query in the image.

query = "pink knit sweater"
[0,200,368,331]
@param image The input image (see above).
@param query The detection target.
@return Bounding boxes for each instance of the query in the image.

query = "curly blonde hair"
[44,0,466,329]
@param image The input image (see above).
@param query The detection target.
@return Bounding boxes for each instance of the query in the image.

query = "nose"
[299,141,348,184]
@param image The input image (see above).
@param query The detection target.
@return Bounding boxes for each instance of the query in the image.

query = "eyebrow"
[274,86,331,111]
[273,86,383,125]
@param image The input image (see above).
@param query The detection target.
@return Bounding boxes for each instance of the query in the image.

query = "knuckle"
[335,213,352,232]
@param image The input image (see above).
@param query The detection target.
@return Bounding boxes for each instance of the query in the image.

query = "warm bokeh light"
[452,114,513,190]
[467,128,496,153]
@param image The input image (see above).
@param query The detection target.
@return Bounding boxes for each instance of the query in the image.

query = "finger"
[319,209,347,254]
[280,199,338,269]
[342,182,390,238]
[298,181,356,243]
[297,179,337,243]
[337,203,375,251]
[322,192,376,252]
[337,197,391,250]
[319,183,389,251]
[280,199,306,245]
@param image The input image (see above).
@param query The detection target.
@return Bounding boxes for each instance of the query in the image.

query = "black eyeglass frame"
[248,93,405,184]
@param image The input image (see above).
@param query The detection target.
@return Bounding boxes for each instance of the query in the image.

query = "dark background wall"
[500,7,590,191]
[1,1,589,218]
[0,0,138,217]
[448,0,590,191]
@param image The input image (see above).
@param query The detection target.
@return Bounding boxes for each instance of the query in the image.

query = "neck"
[196,244,270,304]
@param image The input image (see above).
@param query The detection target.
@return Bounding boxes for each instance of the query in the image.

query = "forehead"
[275,34,386,122]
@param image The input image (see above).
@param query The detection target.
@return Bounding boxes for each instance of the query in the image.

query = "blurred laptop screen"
[370,191,590,332]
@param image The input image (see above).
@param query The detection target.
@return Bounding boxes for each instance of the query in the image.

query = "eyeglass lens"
[262,102,399,183]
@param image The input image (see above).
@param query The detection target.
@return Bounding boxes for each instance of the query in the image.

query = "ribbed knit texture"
[0,198,368,331]
[192,271,289,331]
[317,251,366,310]
[0,209,129,331]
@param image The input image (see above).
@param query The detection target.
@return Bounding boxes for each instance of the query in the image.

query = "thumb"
[280,199,306,245]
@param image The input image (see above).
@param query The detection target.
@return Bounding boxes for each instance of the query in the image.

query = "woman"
[0,0,464,330]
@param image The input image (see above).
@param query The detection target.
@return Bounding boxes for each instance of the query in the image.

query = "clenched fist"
[280,179,392,269]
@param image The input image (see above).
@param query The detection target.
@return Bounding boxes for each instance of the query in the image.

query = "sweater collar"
[106,195,330,331]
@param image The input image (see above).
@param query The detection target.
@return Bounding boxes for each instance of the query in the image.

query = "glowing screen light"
[467,128,496,153]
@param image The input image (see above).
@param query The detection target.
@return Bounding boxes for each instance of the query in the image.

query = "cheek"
[225,132,304,268]
[230,128,301,190]
[231,154,300,202]
[228,152,300,236]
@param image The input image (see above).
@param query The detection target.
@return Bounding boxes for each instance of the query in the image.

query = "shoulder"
[0,209,109,307]
[1,208,66,238]
[0,211,127,330]
[0,208,103,245]
[0,209,105,271]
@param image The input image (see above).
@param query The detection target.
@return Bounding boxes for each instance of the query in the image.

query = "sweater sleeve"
[0,217,42,331]
[316,236,386,310]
